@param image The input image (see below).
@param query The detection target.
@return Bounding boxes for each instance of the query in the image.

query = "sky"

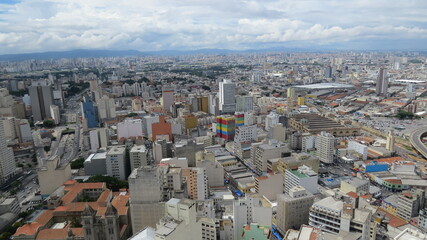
[0,0,427,54]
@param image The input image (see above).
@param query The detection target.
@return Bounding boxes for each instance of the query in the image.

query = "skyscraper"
[376,67,388,96]
[218,79,236,114]
[29,85,54,121]
[316,131,335,164]
[0,119,16,184]
[386,130,395,152]
[161,85,174,112]
[97,95,116,120]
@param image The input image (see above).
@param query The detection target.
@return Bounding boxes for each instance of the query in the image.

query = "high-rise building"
[284,165,318,194]
[161,85,174,112]
[106,146,128,180]
[316,131,335,164]
[29,85,54,121]
[397,189,425,221]
[0,88,14,117]
[236,96,253,112]
[130,145,148,170]
[128,166,165,232]
[324,66,333,78]
[49,105,60,125]
[386,130,395,152]
[276,186,314,235]
[265,111,279,131]
[89,128,109,152]
[234,125,257,143]
[219,79,236,114]
[81,96,99,129]
[253,140,290,175]
[376,67,388,96]
[97,95,116,120]
[117,119,143,140]
[234,112,244,127]
[216,115,235,140]
[0,120,16,184]
[182,168,209,200]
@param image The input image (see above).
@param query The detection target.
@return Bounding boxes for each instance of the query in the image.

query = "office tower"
[276,186,314,235]
[297,96,305,106]
[182,168,209,200]
[196,160,224,188]
[284,165,318,194]
[174,139,204,167]
[117,119,143,140]
[254,173,283,201]
[129,166,165,232]
[37,156,71,195]
[89,128,109,152]
[302,134,316,153]
[236,95,254,112]
[216,115,235,140]
[348,140,368,160]
[142,115,160,137]
[208,94,219,115]
[130,145,148,170]
[376,67,388,96]
[106,146,127,180]
[290,131,302,151]
[81,96,99,128]
[386,130,395,152]
[161,85,174,112]
[49,105,60,125]
[324,66,333,78]
[29,85,54,121]
[153,139,173,164]
[316,131,335,164]
[218,79,236,114]
[97,95,116,120]
[0,120,16,184]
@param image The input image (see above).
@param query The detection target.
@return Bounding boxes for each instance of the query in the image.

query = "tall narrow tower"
[386,130,395,152]
[376,67,388,96]
[287,87,295,113]
[0,119,16,183]
[219,79,236,114]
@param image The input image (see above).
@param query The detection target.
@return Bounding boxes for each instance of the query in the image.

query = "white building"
[117,119,143,140]
[130,145,149,170]
[316,131,335,164]
[302,134,316,152]
[142,115,160,137]
[218,79,236,114]
[49,105,60,125]
[265,111,279,131]
[196,160,224,188]
[106,146,127,180]
[284,165,318,194]
[0,120,16,183]
[234,125,257,143]
[348,141,368,160]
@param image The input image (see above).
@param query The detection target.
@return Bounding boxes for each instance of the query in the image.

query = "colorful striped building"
[216,115,235,140]
[235,112,244,127]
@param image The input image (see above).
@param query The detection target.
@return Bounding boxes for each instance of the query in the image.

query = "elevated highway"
[409,127,427,159]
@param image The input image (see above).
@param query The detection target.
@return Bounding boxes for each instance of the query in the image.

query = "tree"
[85,175,128,191]
[44,146,51,152]
[126,112,138,117]
[201,85,211,91]
[42,120,55,128]
[396,110,414,119]
[71,158,85,169]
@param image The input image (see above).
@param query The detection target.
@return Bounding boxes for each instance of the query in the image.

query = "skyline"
[1,0,427,54]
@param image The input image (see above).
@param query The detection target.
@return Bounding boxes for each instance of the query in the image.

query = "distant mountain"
[0,49,145,61]
[0,47,343,61]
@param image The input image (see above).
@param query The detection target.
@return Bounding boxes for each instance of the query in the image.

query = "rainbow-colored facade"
[235,113,244,127]
[216,115,235,140]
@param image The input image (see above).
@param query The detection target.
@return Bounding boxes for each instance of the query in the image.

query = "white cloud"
[0,0,426,53]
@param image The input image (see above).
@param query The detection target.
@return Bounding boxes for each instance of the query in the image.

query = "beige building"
[182,168,209,200]
[38,155,71,195]
[276,186,314,235]
[254,173,283,201]
[340,178,370,194]
[252,140,289,175]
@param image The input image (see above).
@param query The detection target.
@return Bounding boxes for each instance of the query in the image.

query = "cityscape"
[0,1,427,240]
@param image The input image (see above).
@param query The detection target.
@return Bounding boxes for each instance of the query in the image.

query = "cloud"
[0,0,426,53]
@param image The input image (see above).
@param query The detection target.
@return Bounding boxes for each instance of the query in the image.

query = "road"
[409,127,427,159]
